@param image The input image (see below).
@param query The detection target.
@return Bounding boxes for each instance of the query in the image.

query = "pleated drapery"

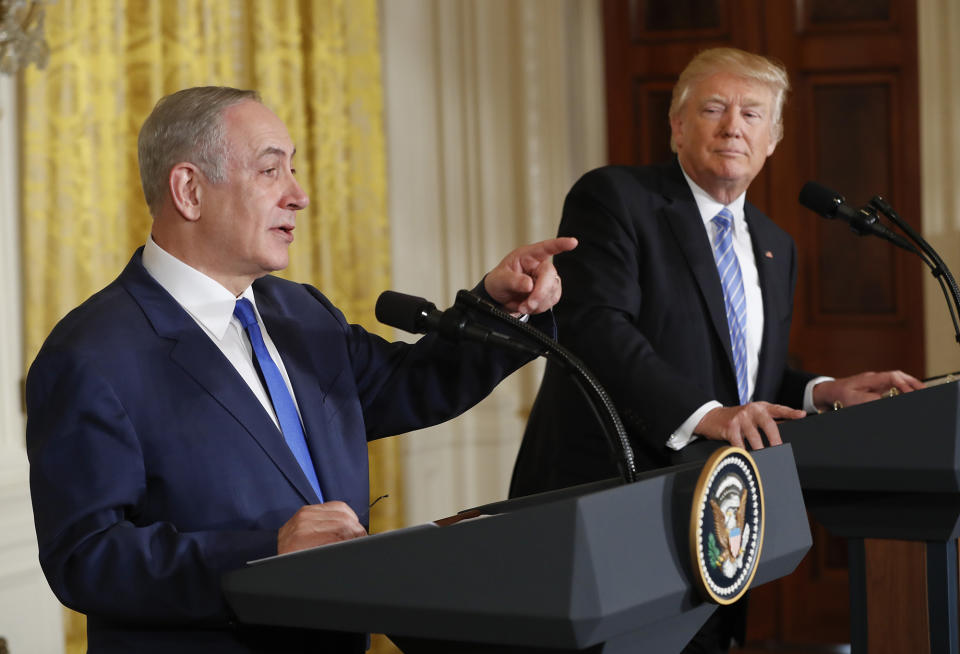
[20,3,401,651]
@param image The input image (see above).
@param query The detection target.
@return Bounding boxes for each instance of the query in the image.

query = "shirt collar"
[142,235,257,339]
[677,163,747,234]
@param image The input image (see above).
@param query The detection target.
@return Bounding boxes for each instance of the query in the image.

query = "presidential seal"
[689,446,764,604]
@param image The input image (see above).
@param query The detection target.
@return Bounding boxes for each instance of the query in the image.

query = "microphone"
[374,290,542,356]
[801,182,960,346]
[798,181,919,254]
[374,291,438,334]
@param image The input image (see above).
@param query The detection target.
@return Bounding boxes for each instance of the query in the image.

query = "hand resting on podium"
[278,502,369,555]
[811,370,924,411]
[694,370,924,451]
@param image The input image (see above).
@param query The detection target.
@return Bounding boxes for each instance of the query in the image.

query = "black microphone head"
[375,291,436,334]
[799,181,844,219]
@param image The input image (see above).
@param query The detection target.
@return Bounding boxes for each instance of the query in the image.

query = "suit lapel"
[660,166,738,375]
[119,251,320,504]
[254,291,344,504]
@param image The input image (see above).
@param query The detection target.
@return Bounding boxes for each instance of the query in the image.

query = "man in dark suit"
[26,86,574,653]
[510,48,921,652]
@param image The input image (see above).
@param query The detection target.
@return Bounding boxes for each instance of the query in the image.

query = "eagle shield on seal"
[709,476,750,578]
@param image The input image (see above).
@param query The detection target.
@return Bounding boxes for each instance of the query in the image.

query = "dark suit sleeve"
[26,347,278,624]
[300,284,553,439]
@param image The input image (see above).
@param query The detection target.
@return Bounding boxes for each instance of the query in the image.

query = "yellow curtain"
[21,1,401,652]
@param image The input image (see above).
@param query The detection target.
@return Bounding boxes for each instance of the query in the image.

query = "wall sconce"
[0,0,51,75]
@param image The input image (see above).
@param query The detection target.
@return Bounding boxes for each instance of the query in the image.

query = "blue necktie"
[233,298,323,501]
[711,208,749,405]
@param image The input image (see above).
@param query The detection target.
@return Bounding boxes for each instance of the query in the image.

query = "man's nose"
[719,112,743,137]
[285,175,309,210]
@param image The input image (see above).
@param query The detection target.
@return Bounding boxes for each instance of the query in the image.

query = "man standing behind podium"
[26,86,573,653]
[510,48,922,652]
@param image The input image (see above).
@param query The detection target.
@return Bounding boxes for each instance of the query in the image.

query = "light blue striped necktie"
[234,298,324,501]
[711,208,749,405]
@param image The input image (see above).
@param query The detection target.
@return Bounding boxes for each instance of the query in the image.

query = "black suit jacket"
[511,160,814,496]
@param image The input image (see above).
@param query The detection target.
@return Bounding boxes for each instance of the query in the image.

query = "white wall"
[0,75,64,652]
[380,0,607,524]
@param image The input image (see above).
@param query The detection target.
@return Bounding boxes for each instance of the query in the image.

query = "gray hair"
[138,86,261,215]
[669,48,790,151]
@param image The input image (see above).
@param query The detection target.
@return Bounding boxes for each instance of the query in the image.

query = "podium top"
[222,446,810,650]
[779,380,960,493]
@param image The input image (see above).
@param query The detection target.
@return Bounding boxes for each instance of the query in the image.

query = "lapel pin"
[764,250,774,259]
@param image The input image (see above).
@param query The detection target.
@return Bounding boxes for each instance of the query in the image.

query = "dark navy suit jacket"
[511,160,814,496]
[27,249,545,653]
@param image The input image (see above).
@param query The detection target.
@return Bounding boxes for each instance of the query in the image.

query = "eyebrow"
[703,94,767,108]
[257,146,296,159]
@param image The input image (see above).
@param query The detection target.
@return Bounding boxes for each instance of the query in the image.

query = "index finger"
[891,371,925,392]
[767,404,807,421]
[311,500,361,519]
[519,237,578,261]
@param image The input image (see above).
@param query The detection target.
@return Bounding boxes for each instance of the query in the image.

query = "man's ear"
[670,114,684,149]
[169,163,203,221]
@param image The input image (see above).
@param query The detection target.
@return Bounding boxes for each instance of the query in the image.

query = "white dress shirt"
[141,236,301,432]
[667,168,829,449]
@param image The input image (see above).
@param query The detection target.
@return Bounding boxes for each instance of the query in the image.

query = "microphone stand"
[868,196,960,345]
[454,289,639,485]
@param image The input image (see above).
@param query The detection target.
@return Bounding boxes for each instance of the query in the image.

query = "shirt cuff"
[667,401,722,450]
[803,376,835,412]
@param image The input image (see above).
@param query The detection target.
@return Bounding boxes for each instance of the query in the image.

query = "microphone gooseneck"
[375,288,639,484]
[868,194,960,345]
[453,290,638,484]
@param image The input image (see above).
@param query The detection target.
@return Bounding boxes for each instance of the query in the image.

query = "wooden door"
[602,0,924,646]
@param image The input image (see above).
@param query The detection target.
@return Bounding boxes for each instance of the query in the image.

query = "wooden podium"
[780,379,960,654]
[223,446,811,653]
